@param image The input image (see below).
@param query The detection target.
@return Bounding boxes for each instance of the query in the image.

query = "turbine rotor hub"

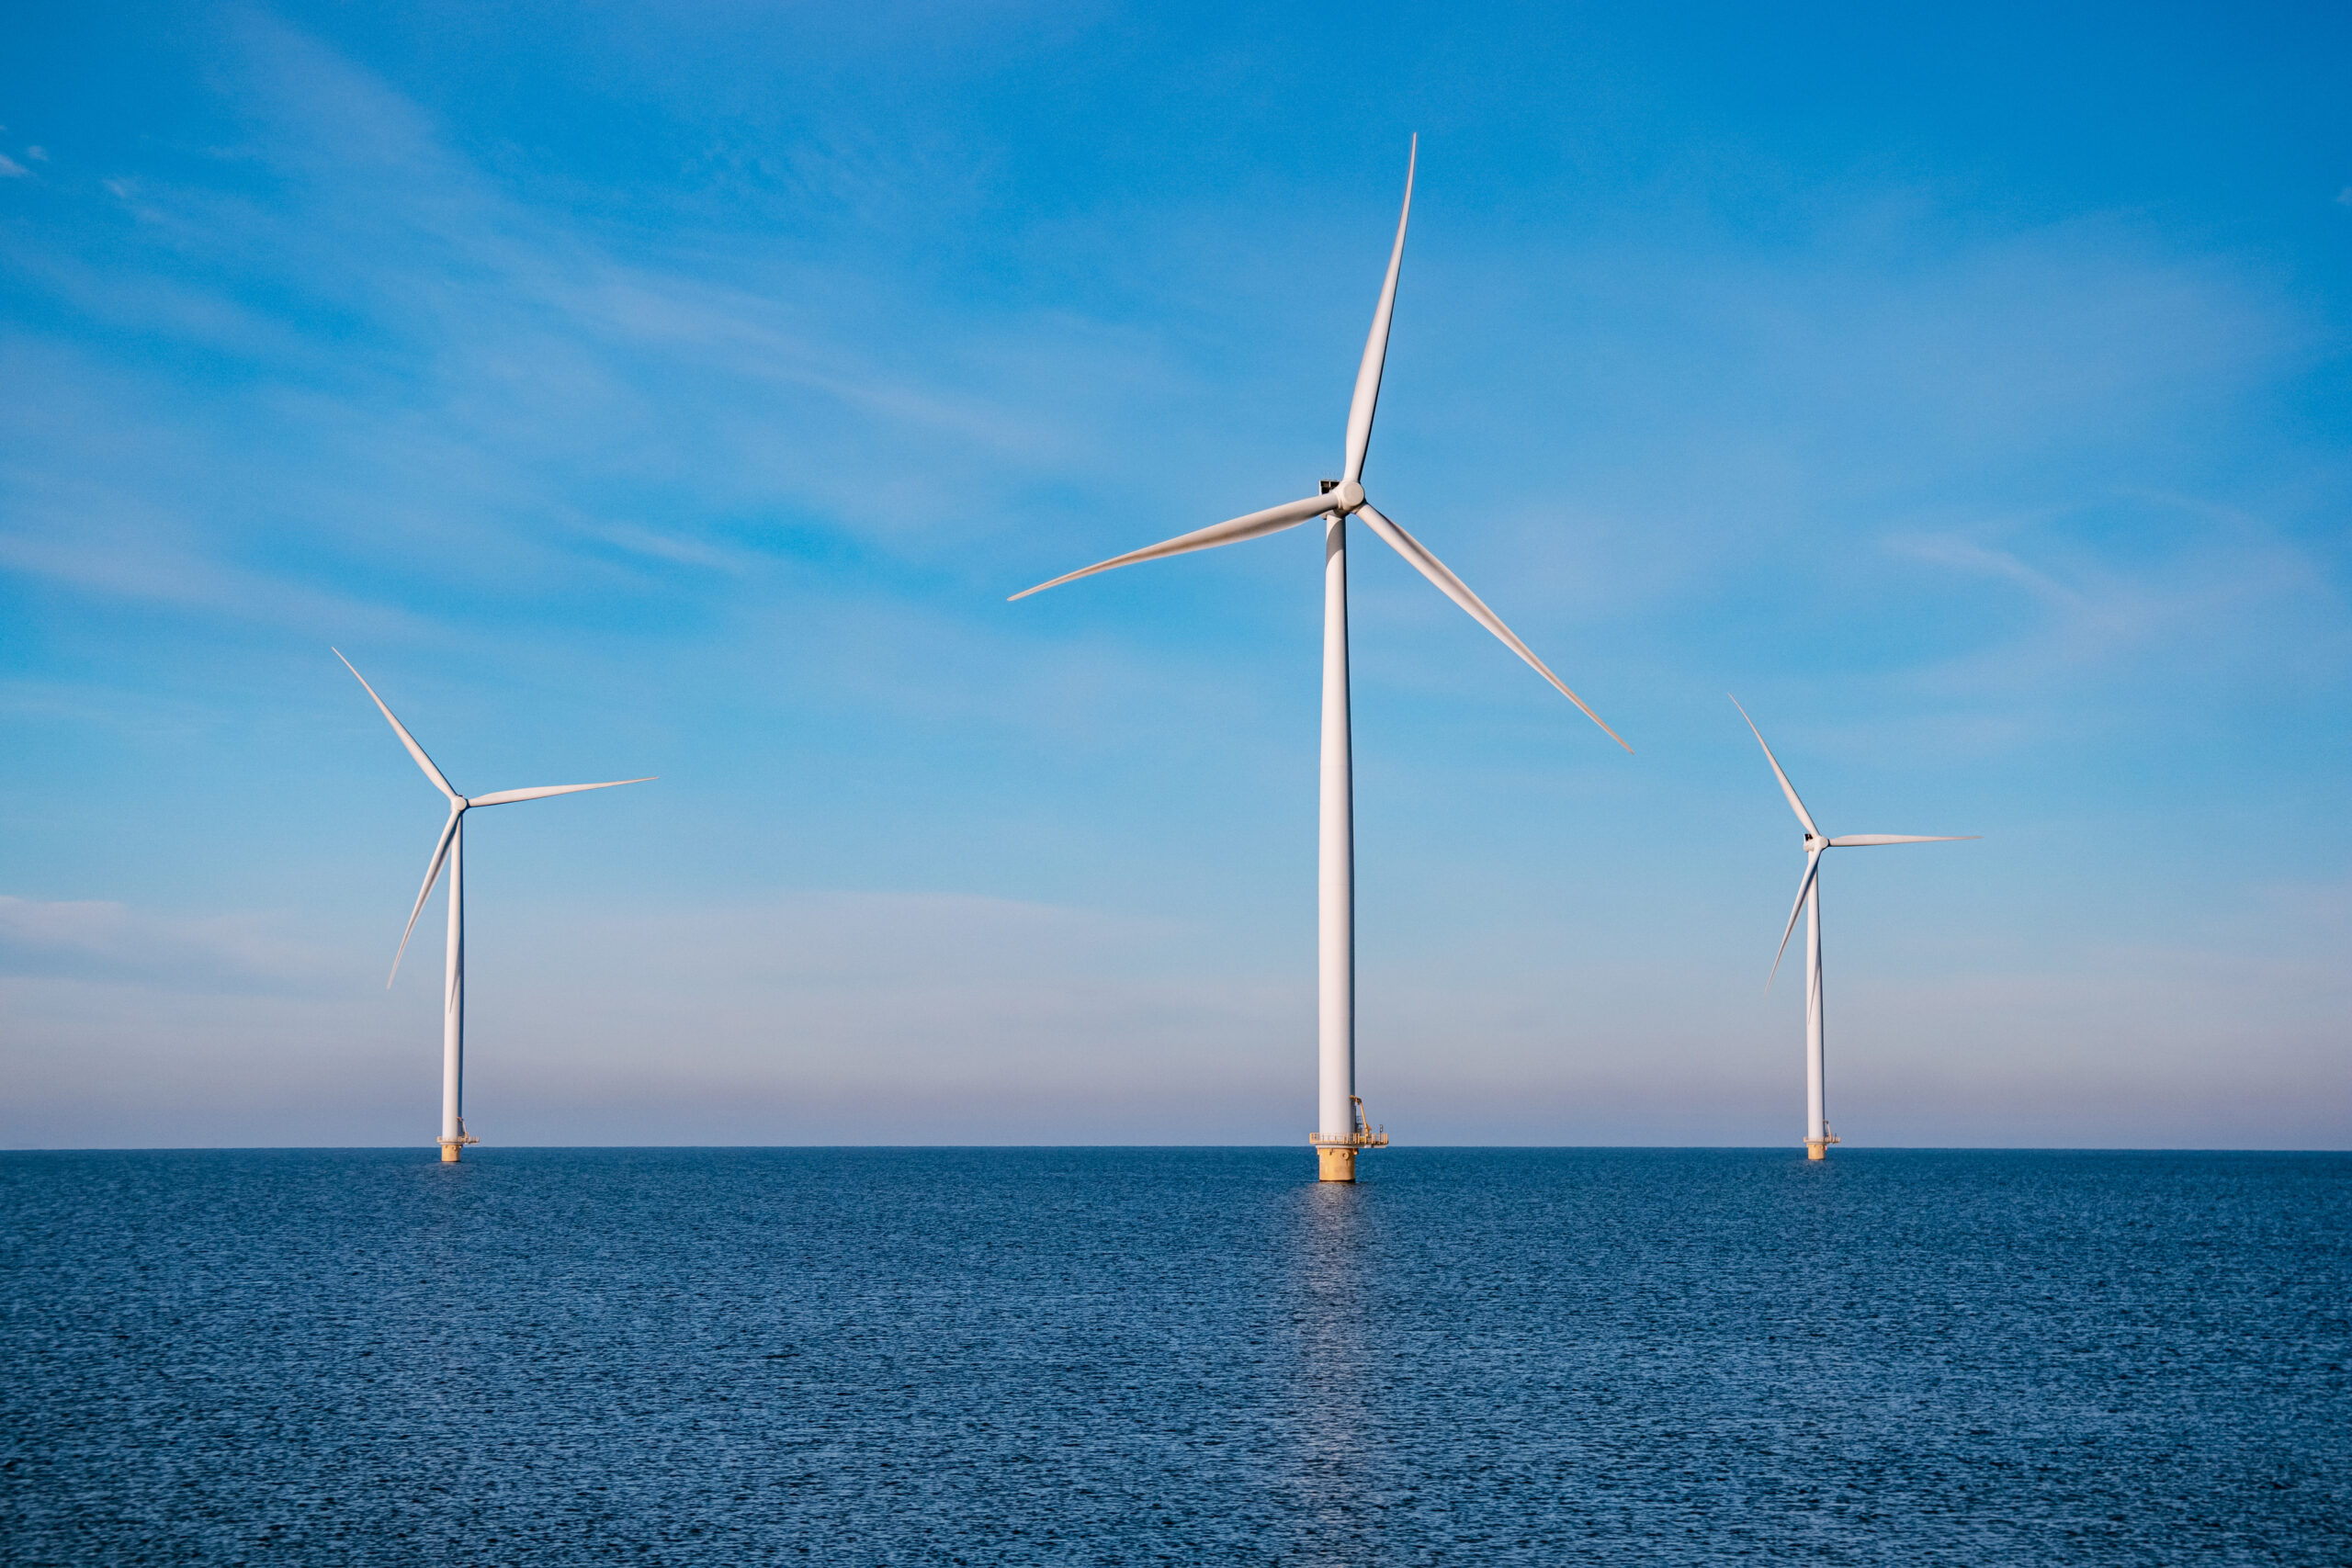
[1805,832,1828,851]
[1332,479,1365,513]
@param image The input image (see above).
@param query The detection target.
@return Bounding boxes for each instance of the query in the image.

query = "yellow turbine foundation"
[440,1142,462,1163]
[1312,1100,1387,1182]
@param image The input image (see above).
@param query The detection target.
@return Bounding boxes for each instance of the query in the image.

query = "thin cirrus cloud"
[0,895,344,995]
[0,44,1148,642]
[1883,501,2345,696]
[5,17,2322,664]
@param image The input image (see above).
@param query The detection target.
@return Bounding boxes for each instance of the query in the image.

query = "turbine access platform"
[1311,1097,1389,1183]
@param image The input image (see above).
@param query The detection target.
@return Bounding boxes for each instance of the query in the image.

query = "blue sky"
[3,1,2346,1148]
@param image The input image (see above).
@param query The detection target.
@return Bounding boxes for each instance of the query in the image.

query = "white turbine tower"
[1732,696,1975,1160]
[337,650,652,1162]
[1012,141,1628,1183]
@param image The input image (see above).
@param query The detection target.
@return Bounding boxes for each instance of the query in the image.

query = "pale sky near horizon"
[3,1,2347,1149]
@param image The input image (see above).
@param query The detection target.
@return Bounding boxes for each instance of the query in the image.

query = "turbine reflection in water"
[1282,1180,1382,1551]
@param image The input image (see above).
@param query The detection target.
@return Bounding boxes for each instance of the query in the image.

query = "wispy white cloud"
[0,895,346,994]
[0,462,427,640]
[0,17,1182,655]
[1891,529,2077,602]
[1882,495,2346,703]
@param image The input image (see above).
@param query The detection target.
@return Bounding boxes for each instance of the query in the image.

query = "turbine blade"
[1767,850,1822,992]
[334,649,458,801]
[1354,502,1629,751]
[1728,694,1819,839]
[468,778,656,807]
[1826,833,1981,847]
[1008,493,1331,601]
[390,808,460,987]
[1342,135,1416,487]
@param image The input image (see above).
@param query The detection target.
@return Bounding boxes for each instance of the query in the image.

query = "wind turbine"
[1012,140,1628,1183]
[336,649,651,1162]
[1731,696,1975,1160]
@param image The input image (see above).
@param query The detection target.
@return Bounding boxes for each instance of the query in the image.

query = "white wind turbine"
[1012,140,1628,1182]
[337,650,652,1162]
[1732,696,1975,1160]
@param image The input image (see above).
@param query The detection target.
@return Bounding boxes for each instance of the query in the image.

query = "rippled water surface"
[3,1147,2346,1564]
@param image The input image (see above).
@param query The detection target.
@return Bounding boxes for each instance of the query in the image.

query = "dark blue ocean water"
[2,1148,2346,1565]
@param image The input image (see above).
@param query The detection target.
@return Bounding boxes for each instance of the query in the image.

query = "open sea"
[2,1147,2346,1565]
